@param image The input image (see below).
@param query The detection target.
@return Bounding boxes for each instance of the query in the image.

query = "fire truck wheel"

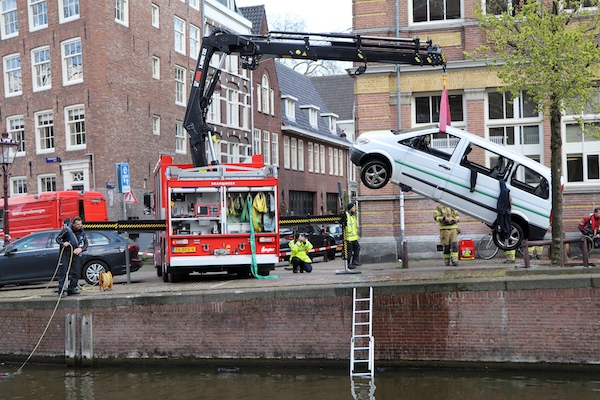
[236,268,251,278]
[162,265,169,282]
[156,265,162,277]
[168,271,186,283]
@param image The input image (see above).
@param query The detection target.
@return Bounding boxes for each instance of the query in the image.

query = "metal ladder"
[350,287,374,378]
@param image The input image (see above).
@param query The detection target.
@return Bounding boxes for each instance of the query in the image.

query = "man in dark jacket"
[55,216,88,297]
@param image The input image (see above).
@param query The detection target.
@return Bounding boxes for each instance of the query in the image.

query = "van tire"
[361,159,390,189]
[492,222,524,251]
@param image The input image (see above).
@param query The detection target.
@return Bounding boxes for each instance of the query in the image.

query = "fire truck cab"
[150,154,278,282]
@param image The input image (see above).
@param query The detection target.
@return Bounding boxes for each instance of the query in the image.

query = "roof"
[275,63,350,145]
[238,5,266,35]
[310,75,354,121]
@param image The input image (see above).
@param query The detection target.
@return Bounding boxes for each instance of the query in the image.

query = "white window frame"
[314,143,320,174]
[291,138,298,170]
[283,136,290,169]
[7,115,25,155]
[152,115,160,136]
[35,110,54,154]
[207,92,220,123]
[333,148,339,176]
[28,0,48,32]
[1,0,18,39]
[65,104,86,151]
[174,16,185,55]
[59,0,79,23]
[308,142,313,172]
[263,131,270,165]
[151,3,159,28]
[253,129,261,155]
[61,37,83,85]
[31,46,51,91]
[38,173,57,193]
[190,24,200,59]
[152,56,160,79]
[283,95,297,121]
[175,120,186,154]
[320,144,325,174]
[410,0,463,25]
[189,0,200,10]
[270,89,275,117]
[298,140,304,171]
[3,53,21,97]
[256,83,262,113]
[329,147,334,175]
[175,66,186,106]
[226,88,239,127]
[115,0,129,27]
[241,93,250,130]
[261,75,270,114]
[10,176,27,196]
[271,133,279,167]
[339,149,344,177]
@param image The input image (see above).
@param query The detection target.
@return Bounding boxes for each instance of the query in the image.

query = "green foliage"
[470,0,600,116]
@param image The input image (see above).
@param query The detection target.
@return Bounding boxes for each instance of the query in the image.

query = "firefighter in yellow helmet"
[434,204,460,266]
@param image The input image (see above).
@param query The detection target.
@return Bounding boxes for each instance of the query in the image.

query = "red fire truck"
[149,154,279,282]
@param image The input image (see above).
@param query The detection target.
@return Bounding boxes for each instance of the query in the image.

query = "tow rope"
[247,196,278,279]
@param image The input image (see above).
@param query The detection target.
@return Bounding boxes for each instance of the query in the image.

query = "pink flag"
[439,85,451,133]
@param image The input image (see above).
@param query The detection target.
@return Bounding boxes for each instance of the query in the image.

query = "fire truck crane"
[150,30,445,282]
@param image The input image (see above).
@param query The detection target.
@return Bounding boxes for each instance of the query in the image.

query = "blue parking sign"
[119,162,130,193]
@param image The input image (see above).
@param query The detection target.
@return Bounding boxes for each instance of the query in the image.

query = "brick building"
[352,0,598,261]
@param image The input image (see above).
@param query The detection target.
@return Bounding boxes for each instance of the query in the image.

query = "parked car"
[0,230,142,288]
[350,124,554,249]
[280,224,339,261]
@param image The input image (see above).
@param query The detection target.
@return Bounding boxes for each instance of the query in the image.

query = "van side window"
[400,133,458,161]
[511,164,550,199]
[460,143,513,180]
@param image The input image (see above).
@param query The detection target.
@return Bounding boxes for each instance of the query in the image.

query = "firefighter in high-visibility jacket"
[434,205,460,266]
[345,203,361,268]
[289,234,313,273]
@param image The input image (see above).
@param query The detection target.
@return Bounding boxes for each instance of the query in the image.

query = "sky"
[235,0,352,33]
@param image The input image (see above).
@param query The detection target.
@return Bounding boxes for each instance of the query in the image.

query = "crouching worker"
[289,234,313,273]
[434,204,460,266]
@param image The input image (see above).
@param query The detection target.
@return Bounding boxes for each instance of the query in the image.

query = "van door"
[440,142,510,225]
[396,132,459,200]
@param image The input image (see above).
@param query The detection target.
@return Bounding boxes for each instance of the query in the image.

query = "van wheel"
[361,159,390,189]
[83,261,108,285]
[492,222,524,251]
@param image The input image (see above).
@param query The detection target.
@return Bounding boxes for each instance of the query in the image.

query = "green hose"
[247,196,278,279]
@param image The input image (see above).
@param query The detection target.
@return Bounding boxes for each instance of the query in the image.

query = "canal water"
[2,364,600,399]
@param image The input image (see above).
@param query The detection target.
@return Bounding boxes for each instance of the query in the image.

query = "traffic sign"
[116,162,130,193]
[124,191,138,204]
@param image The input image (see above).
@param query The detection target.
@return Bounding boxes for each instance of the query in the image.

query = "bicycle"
[583,234,600,256]
[477,233,525,260]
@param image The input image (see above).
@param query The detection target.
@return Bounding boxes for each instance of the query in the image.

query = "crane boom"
[184,30,446,167]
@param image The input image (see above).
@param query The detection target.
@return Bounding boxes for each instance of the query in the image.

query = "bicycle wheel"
[477,234,499,260]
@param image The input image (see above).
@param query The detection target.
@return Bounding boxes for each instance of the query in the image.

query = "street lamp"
[0,131,19,247]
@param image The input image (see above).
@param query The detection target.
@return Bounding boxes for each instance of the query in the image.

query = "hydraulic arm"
[184,30,446,167]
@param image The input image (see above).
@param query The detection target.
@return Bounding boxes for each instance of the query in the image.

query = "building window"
[151,3,159,28]
[301,105,320,128]
[207,93,220,123]
[65,105,85,150]
[261,75,270,114]
[412,0,461,23]
[320,144,325,174]
[253,129,261,154]
[39,174,56,192]
[175,120,186,154]
[289,191,314,215]
[338,149,344,177]
[10,176,27,196]
[313,143,320,174]
[329,147,334,175]
[3,53,21,96]
[190,24,200,59]
[256,83,261,112]
[283,136,290,169]
[272,133,279,167]
[283,96,297,121]
[189,0,200,10]
[298,140,304,171]
[59,0,79,23]
[486,90,542,155]
[262,131,270,164]
[62,38,82,85]
[1,0,18,39]
[152,56,160,79]
[415,94,464,125]
[7,115,24,154]
[226,89,239,127]
[115,0,128,26]
[308,142,313,172]
[175,66,186,105]
[28,0,47,31]
[35,110,54,154]
[484,0,509,15]
[270,89,275,117]
[174,16,185,55]
[152,115,160,135]
[291,138,298,170]
[31,46,51,91]
[241,94,250,130]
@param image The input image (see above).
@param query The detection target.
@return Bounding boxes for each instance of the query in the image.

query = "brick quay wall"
[2,277,600,368]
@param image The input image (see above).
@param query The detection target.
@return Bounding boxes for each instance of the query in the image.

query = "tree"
[270,14,348,76]
[471,0,600,266]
